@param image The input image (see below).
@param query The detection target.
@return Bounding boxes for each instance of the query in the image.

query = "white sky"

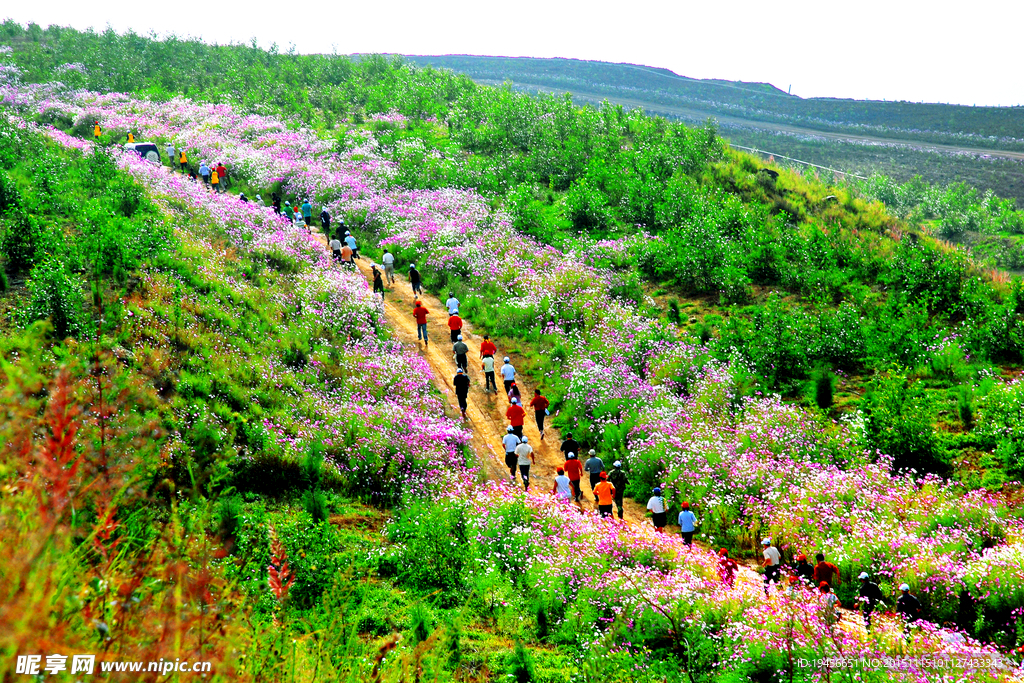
[7,0,1024,106]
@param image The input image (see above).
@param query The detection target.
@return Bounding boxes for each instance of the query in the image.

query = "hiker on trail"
[480,334,496,358]
[216,162,228,192]
[507,380,522,405]
[93,121,101,139]
[412,300,429,345]
[301,199,312,227]
[718,549,738,588]
[453,335,469,372]
[529,389,549,439]
[552,468,573,502]
[320,207,330,233]
[857,572,886,631]
[409,264,422,295]
[515,435,535,491]
[453,368,470,420]
[482,354,497,393]
[239,192,249,203]
[500,357,516,396]
[607,461,627,519]
[179,149,188,172]
[677,502,697,546]
[188,169,198,182]
[329,237,343,261]
[896,584,921,632]
[563,453,584,502]
[293,205,304,227]
[793,554,815,586]
[445,292,460,315]
[340,243,354,265]
[646,488,667,532]
[560,433,580,461]
[813,553,841,588]
[594,472,616,518]
[382,249,395,284]
[502,427,520,483]
[344,232,359,259]
[272,195,282,214]
[255,194,265,207]
[372,266,385,300]
[210,165,221,194]
[127,130,135,143]
[762,539,782,595]
[166,142,175,161]
[584,450,604,495]
[819,583,841,626]
[506,398,526,438]
[199,162,211,186]
[448,313,463,343]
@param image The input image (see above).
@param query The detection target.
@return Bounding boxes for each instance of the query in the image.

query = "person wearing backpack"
[607,461,628,519]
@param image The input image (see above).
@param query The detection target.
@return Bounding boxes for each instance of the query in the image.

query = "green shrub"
[506,640,536,683]
[813,366,834,410]
[302,489,329,523]
[863,368,946,474]
[386,500,473,598]
[1,213,44,273]
[20,254,85,338]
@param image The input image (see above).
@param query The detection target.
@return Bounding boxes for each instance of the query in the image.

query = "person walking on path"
[793,554,815,586]
[819,583,841,626]
[552,468,573,502]
[301,198,313,227]
[453,368,470,420]
[340,243,354,265]
[718,549,738,588]
[448,313,464,344]
[584,450,604,496]
[677,502,697,546]
[199,161,211,187]
[594,472,616,518]
[127,130,135,143]
[382,250,395,284]
[762,539,782,596]
[529,389,549,439]
[607,461,627,519]
[372,266,385,300]
[507,381,522,406]
[515,435,535,491]
[563,452,584,502]
[480,335,496,359]
[93,121,102,140]
[329,237,343,261]
[409,264,422,295]
[166,142,175,162]
[272,195,282,215]
[319,207,331,234]
[646,488,667,532]
[482,354,497,393]
[412,300,429,345]
[453,335,469,373]
[560,433,580,461]
[857,572,886,631]
[210,166,221,194]
[896,583,921,634]
[216,162,229,192]
[506,398,526,439]
[344,232,359,260]
[813,553,841,589]
[445,292,460,315]
[502,427,520,484]
[178,149,188,172]
[500,357,516,397]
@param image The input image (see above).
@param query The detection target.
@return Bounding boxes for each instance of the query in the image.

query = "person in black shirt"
[409,264,422,295]
[793,554,815,586]
[858,572,886,630]
[896,583,921,633]
[319,207,330,233]
[607,461,628,519]
[453,368,470,419]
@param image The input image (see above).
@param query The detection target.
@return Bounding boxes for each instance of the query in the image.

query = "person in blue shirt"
[677,501,698,546]
[344,232,359,260]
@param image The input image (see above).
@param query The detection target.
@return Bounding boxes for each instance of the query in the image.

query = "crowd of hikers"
[101,127,930,638]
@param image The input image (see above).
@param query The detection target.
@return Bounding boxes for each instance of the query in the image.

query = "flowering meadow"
[4,42,1024,680]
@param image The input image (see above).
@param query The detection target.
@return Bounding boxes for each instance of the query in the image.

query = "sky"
[6,0,1024,107]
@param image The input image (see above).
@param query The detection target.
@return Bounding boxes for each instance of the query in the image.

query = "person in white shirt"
[646,487,667,532]
[482,355,496,393]
[165,142,175,162]
[445,292,460,315]
[501,427,520,483]
[500,357,516,397]
[514,436,535,491]
[329,238,343,261]
[552,468,572,501]
[762,539,781,596]
[382,250,395,284]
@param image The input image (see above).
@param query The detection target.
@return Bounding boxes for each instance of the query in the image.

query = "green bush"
[1,213,44,273]
[386,500,473,598]
[863,368,946,474]
[20,254,85,338]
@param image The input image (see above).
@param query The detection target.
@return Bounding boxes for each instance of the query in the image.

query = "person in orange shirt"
[562,452,584,502]
[479,334,497,358]
[593,472,616,518]
[529,389,550,439]
[448,313,463,343]
[506,398,526,438]
[412,300,429,345]
[93,121,101,139]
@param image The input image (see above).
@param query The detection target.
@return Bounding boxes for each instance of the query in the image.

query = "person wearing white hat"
[453,334,469,373]
[502,427,521,483]
[896,583,921,633]
[858,572,886,631]
[515,435,535,491]
[499,357,516,396]
[608,460,628,519]
[762,539,781,596]
[584,450,605,496]
[506,396,526,439]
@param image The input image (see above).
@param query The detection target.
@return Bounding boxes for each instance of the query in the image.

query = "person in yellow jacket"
[126,130,135,143]
[179,150,187,173]
[210,167,220,193]
[93,121,101,139]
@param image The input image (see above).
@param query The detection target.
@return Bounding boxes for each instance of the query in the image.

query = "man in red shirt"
[813,553,841,588]
[529,389,550,439]
[412,300,429,345]
[562,452,584,503]
[480,334,497,358]
[215,162,228,193]
[448,313,463,343]
[506,398,526,438]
